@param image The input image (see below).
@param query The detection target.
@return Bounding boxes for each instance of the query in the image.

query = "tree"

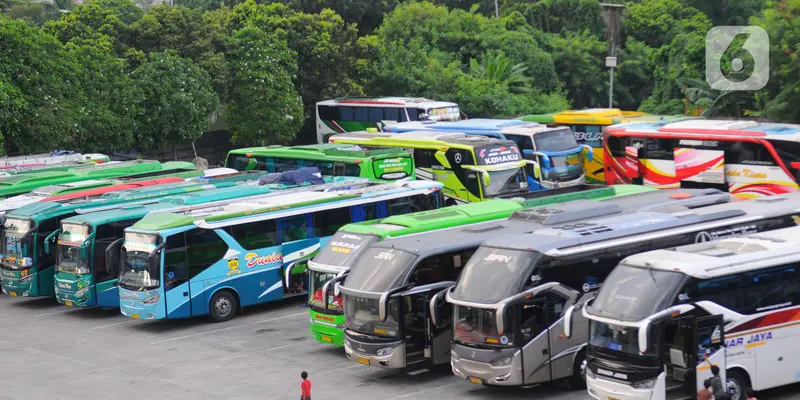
[0,16,76,154]
[547,31,608,109]
[502,0,605,37]
[43,0,135,54]
[681,0,766,26]
[132,52,219,152]
[226,27,303,145]
[625,0,709,48]
[469,51,531,93]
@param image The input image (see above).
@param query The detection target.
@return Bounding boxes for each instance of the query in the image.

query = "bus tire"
[726,369,749,400]
[567,349,587,390]
[209,290,238,323]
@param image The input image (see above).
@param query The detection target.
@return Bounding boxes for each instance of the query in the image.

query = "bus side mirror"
[563,305,575,338]
[44,229,60,255]
[525,160,541,179]
[79,233,95,259]
[105,238,123,274]
[434,151,451,169]
[581,144,594,163]
[246,158,257,171]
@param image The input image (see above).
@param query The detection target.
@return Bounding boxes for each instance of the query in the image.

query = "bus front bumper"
[119,290,163,320]
[54,275,95,307]
[451,345,523,386]
[1,268,34,297]
[542,174,585,189]
[309,311,345,346]
[343,335,406,369]
[586,373,662,400]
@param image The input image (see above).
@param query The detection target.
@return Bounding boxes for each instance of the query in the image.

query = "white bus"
[582,226,800,400]
[316,97,461,144]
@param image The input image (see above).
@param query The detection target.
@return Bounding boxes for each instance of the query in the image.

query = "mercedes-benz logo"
[695,231,713,243]
[454,153,462,164]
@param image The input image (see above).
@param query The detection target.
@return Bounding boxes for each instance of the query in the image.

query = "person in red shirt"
[300,371,311,400]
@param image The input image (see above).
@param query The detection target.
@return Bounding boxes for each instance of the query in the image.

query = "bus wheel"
[568,350,587,390]
[209,290,238,323]
[726,370,749,400]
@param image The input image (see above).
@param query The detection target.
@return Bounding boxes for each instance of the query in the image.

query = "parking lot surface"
[2,295,799,400]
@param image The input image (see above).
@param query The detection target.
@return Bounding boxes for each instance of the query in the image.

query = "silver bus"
[334,188,731,371]
[443,192,800,388]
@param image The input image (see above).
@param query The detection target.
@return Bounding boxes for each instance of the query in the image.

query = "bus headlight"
[336,324,345,330]
[142,294,160,304]
[19,274,33,283]
[631,377,657,389]
[75,286,90,297]
[376,347,393,357]
[20,257,32,267]
[491,356,512,366]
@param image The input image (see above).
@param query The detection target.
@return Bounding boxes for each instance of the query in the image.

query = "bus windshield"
[119,232,160,291]
[344,247,417,293]
[483,168,528,198]
[312,232,381,268]
[453,305,511,347]
[588,265,687,322]
[453,247,540,303]
[3,217,31,257]
[56,245,89,274]
[344,295,401,337]
[589,321,655,358]
[309,270,341,312]
[533,129,579,152]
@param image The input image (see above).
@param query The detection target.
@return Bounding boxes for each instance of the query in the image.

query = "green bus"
[0,175,262,298]
[0,161,200,199]
[0,154,111,177]
[224,144,416,182]
[53,176,347,308]
[330,131,541,204]
[306,184,655,346]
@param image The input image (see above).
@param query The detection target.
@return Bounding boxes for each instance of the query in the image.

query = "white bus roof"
[331,130,515,146]
[316,97,458,109]
[387,119,568,136]
[610,119,800,141]
[621,225,800,279]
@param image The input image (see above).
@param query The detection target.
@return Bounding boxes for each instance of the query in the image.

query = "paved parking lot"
[2,295,799,400]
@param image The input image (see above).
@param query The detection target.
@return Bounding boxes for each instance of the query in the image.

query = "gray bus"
[444,192,800,389]
[333,188,731,371]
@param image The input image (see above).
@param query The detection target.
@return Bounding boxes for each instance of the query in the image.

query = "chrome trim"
[307,259,348,274]
[310,318,337,327]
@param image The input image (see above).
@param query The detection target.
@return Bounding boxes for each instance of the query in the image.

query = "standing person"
[697,379,712,400]
[300,371,311,400]
[706,362,726,398]
[745,388,758,400]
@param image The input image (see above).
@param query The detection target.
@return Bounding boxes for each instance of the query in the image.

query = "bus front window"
[453,305,511,347]
[56,244,89,275]
[119,232,160,291]
[344,295,400,337]
[483,168,528,198]
[309,270,341,312]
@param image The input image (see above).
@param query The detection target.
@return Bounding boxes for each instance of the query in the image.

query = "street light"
[600,3,626,108]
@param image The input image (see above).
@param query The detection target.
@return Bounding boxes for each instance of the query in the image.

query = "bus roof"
[227,144,409,159]
[341,185,655,238]
[129,180,443,232]
[608,119,800,140]
[520,109,648,125]
[317,97,457,108]
[385,119,569,136]
[329,130,517,149]
[483,191,800,261]
[365,188,729,260]
[619,225,800,279]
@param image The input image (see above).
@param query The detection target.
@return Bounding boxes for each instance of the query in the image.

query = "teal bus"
[118,179,444,322]
[0,176,262,298]
[306,185,655,347]
[53,176,359,308]
[224,144,416,182]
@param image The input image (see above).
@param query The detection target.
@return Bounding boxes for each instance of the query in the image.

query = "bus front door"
[518,292,569,385]
[694,315,726,395]
[277,215,315,298]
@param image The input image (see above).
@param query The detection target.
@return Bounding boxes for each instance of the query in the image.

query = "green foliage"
[132,52,219,151]
[546,31,608,109]
[226,27,303,145]
[502,0,604,36]
[469,51,531,93]
[681,0,766,26]
[626,0,709,48]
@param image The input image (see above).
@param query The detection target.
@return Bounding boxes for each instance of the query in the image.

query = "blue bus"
[385,119,593,190]
[117,179,444,322]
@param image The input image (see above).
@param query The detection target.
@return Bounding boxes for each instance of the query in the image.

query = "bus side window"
[508,134,533,152]
[572,125,602,148]
[725,142,776,166]
[229,220,278,250]
[687,275,745,312]
[345,163,360,176]
[518,293,567,343]
[388,198,411,215]
[164,233,188,290]
[384,108,400,122]
[407,108,419,121]
[279,215,311,242]
[413,149,436,168]
[185,229,228,279]
[312,208,352,237]
[464,172,482,199]
[275,158,298,172]
[369,107,383,122]
[37,218,59,268]
[317,105,337,120]
[333,163,346,176]
[409,193,438,212]
[316,162,333,175]
[354,107,369,122]
[338,106,354,121]
[741,264,800,314]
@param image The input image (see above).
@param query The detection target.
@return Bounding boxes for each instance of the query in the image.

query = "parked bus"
[224,144,415,182]
[307,185,655,347]
[0,175,264,298]
[0,160,200,199]
[53,175,355,308]
[337,189,733,371]
[117,179,444,322]
[329,131,539,204]
[0,152,108,168]
[385,119,593,190]
[521,109,696,183]
[605,119,800,199]
[583,226,800,400]
[316,97,461,144]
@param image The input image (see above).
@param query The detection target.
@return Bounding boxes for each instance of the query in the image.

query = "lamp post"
[494,0,499,17]
[600,3,626,108]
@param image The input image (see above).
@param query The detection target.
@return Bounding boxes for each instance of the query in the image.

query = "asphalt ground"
[2,295,799,400]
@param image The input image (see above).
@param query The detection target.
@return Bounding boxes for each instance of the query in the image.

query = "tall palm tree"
[469,51,531,93]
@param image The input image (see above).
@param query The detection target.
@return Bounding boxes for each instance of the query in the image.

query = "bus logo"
[245,252,283,268]
[484,254,511,263]
[695,231,713,243]
[227,259,241,276]
[375,252,394,261]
